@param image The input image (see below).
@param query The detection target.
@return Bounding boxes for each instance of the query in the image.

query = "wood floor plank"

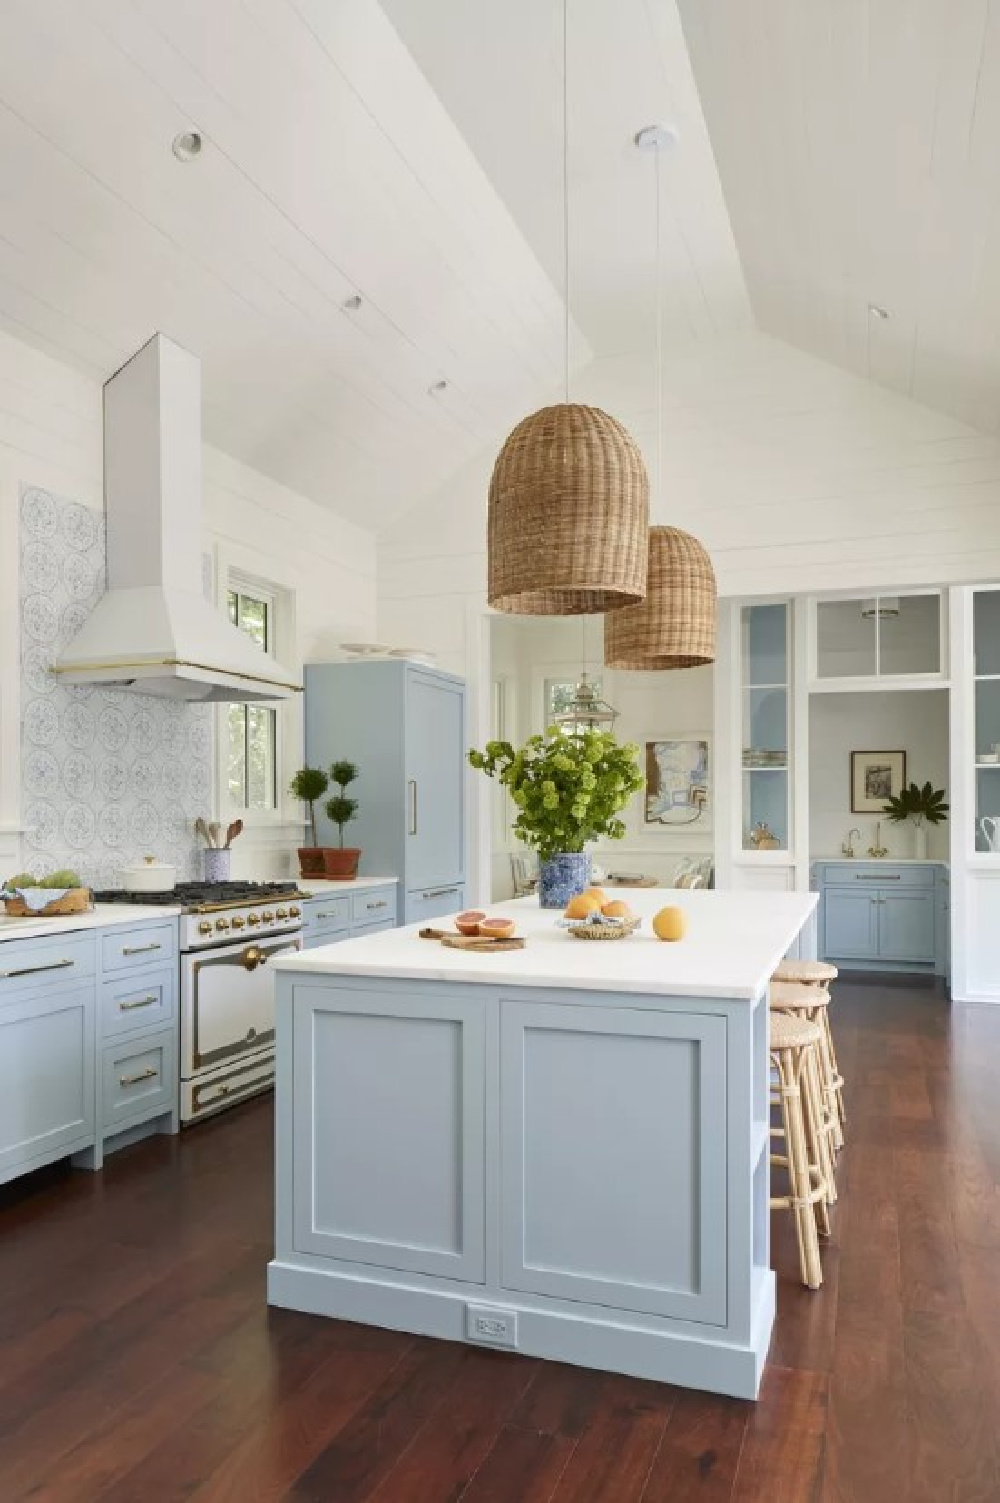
[509,1362,614,1439]
[904,1307,1000,1502]
[730,1367,827,1503]
[546,1376,675,1503]
[457,1426,577,1502]
[640,1388,747,1501]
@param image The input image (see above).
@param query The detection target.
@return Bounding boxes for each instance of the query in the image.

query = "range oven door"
[181,932,302,1080]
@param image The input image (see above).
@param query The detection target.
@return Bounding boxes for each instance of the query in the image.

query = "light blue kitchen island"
[267,886,816,1400]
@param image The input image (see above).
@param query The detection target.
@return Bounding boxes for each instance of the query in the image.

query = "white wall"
[808,690,950,861]
[486,616,713,899]
[0,324,377,880]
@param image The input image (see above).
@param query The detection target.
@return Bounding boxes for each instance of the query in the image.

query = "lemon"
[652,905,687,942]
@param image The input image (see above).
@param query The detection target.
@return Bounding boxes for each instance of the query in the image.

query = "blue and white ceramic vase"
[538,852,592,909]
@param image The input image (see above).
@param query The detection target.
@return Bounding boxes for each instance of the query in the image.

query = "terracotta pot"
[297,847,327,879]
[323,847,362,880]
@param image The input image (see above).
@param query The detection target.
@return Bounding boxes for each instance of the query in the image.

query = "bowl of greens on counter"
[2,869,91,917]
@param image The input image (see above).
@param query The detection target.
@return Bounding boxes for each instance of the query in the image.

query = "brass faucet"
[841,828,861,858]
[867,821,888,859]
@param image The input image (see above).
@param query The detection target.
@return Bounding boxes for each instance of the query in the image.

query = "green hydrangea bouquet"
[469,729,644,898]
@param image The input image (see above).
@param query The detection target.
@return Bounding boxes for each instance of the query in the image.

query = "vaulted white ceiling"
[0,0,576,528]
[679,0,1000,437]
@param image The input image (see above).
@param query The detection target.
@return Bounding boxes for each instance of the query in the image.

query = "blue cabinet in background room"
[813,863,948,978]
[305,660,466,924]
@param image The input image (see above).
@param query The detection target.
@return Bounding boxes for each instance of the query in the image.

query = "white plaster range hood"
[54,334,301,703]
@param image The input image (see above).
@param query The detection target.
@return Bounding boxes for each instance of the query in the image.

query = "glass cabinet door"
[816,594,941,679]
[975,590,1000,852]
[741,604,789,850]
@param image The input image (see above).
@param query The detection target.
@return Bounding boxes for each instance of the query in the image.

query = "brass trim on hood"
[51,656,302,692]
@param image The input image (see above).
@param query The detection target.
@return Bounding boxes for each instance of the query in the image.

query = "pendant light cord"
[562,0,570,404]
[655,137,663,511]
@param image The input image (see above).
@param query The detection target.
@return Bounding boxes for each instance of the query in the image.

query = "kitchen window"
[227,583,278,811]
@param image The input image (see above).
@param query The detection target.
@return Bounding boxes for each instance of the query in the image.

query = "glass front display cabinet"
[741,603,790,851]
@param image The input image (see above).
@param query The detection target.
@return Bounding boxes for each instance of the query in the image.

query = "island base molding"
[267,1259,775,1402]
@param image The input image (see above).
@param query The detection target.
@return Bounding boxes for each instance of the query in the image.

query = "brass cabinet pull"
[119,994,157,1012]
[0,958,73,980]
[421,886,459,900]
[120,1066,158,1087]
[314,910,344,921]
[855,874,901,881]
[122,942,162,956]
[366,900,388,910]
[408,779,417,836]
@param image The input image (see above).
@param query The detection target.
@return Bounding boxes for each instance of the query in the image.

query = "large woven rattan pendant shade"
[487,403,649,615]
[604,526,716,669]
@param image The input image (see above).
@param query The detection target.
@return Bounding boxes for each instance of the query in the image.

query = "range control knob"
[247,912,261,927]
[231,915,245,931]
[215,918,230,932]
[289,904,301,919]
[262,910,275,923]
[276,907,288,920]
[198,921,212,936]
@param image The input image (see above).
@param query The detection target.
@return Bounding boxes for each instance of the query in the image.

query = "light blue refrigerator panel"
[405,668,466,891]
[305,661,407,878]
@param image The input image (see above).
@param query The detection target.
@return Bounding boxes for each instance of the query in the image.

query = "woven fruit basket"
[567,917,641,941]
[4,888,92,918]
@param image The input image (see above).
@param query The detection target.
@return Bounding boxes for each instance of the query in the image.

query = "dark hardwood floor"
[2,977,999,1501]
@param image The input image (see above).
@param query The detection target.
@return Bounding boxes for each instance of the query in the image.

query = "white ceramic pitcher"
[980,816,1000,852]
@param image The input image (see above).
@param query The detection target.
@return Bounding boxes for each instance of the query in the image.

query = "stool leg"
[821,1006,846,1136]
[774,1049,824,1289]
[801,1043,834,1227]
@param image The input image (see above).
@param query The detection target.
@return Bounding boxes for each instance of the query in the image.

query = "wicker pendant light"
[486,1,649,617]
[605,124,716,669]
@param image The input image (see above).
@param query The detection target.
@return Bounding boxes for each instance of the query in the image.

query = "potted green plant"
[882,779,949,861]
[289,765,330,878]
[324,759,362,879]
[469,728,644,907]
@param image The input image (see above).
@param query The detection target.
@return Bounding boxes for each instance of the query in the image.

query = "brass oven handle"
[0,958,73,979]
[122,942,162,956]
[120,1066,158,1087]
[408,779,417,836]
[119,994,157,1012]
[241,945,267,971]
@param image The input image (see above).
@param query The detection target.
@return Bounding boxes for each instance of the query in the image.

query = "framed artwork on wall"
[850,749,906,813]
[645,738,710,827]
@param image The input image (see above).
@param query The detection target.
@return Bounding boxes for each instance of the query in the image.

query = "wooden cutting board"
[419,927,525,952]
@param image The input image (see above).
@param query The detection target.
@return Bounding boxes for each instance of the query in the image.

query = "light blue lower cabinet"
[0,982,95,1185]
[404,885,466,926]
[816,863,947,974]
[300,884,399,950]
[102,1027,176,1132]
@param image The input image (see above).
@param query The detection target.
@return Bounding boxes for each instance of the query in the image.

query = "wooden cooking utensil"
[208,821,222,849]
[225,819,243,849]
[195,816,211,847]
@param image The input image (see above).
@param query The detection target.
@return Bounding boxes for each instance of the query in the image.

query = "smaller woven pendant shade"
[604,526,716,669]
[488,404,649,615]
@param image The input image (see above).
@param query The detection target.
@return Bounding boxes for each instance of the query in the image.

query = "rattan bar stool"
[770,980,842,1171]
[772,960,845,1140]
[769,1011,831,1290]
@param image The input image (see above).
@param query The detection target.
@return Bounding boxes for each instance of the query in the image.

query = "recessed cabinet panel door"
[293,986,485,1283]
[500,1000,728,1325]
[0,988,94,1178]
[406,670,465,890]
[823,890,878,959]
[877,891,935,963]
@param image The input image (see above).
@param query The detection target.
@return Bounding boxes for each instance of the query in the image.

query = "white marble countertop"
[0,902,183,943]
[295,877,398,896]
[272,887,818,1001]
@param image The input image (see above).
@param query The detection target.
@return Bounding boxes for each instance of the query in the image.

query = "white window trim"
[210,546,303,834]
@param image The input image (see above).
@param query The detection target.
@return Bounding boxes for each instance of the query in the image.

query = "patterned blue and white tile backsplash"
[19,485,211,887]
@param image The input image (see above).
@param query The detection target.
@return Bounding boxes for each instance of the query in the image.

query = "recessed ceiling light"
[634,123,680,153]
[428,380,448,396]
[171,131,203,162]
[341,294,363,313]
[868,303,890,321]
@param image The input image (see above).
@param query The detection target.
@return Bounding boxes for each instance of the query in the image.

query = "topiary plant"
[325,760,359,849]
[289,766,329,847]
[882,780,949,828]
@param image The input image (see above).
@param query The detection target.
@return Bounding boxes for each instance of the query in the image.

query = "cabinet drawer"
[404,885,465,926]
[101,922,176,975]
[351,888,396,927]
[302,897,351,937]
[354,917,395,937]
[102,1029,175,1129]
[0,932,95,1004]
[822,864,934,889]
[100,966,176,1039]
